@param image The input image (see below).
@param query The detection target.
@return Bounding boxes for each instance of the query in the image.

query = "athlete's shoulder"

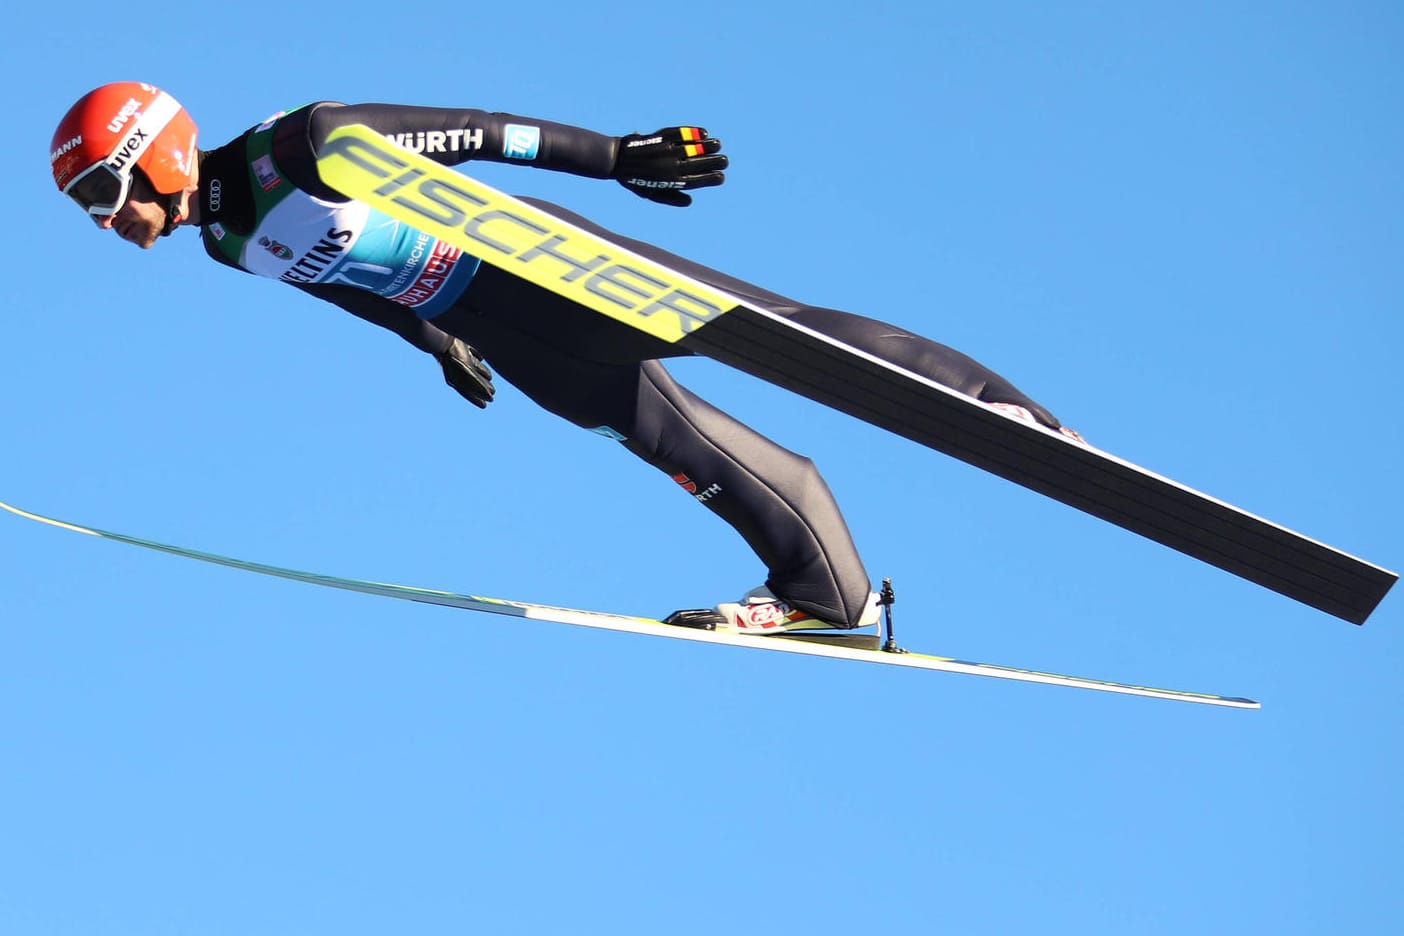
[267,103,348,200]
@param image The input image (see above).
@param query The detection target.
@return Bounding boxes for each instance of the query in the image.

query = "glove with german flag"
[611,127,728,207]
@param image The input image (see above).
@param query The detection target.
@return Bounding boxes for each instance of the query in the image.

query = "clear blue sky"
[4,3,1401,933]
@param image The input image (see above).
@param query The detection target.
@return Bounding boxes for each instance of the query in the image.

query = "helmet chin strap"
[160,157,200,236]
[160,195,183,237]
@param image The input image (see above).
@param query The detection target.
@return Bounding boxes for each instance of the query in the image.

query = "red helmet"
[51,82,198,219]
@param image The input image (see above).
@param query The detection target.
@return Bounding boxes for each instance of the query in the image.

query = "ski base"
[1,499,1258,709]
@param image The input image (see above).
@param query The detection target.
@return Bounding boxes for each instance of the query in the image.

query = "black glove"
[435,338,495,409]
[611,127,728,207]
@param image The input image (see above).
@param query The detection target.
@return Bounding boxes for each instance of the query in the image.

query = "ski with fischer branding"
[313,124,1395,626]
[1,498,1257,708]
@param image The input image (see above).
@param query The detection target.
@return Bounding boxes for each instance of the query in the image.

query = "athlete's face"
[95,171,167,249]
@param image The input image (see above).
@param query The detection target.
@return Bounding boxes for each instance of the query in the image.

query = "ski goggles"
[63,161,132,220]
[61,90,185,221]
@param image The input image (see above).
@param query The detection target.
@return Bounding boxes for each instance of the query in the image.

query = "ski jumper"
[198,102,1065,627]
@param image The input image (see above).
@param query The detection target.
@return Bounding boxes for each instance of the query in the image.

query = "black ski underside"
[683,304,1395,625]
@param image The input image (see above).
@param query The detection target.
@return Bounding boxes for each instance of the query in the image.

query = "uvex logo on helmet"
[108,128,150,171]
[106,97,143,133]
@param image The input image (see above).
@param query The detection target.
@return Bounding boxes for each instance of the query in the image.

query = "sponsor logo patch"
[278,227,355,283]
[389,239,465,308]
[253,155,282,192]
[385,129,484,154]
[502,124,540,160]
[316,127,733,343]
[107,128,149,172]
[672,473,721,503]
[106,97,143,134]
[736,601,807,630]
[258,235,294,260]
[50,135,82,165]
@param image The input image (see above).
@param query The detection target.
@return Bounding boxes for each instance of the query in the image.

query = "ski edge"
[1,499,1259,709]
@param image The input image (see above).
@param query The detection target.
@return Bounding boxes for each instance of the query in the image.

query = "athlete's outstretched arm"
[307,102,618,175]
[293,282,451,354]
[303,102,726,206]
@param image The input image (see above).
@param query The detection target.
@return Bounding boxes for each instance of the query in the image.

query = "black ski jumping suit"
[197,102,1065,627]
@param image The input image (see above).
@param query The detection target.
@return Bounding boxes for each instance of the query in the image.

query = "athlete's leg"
[623,361,872,626]
[431,294,874,627]
[782,307,1061,427]
[517,197,1066,429]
